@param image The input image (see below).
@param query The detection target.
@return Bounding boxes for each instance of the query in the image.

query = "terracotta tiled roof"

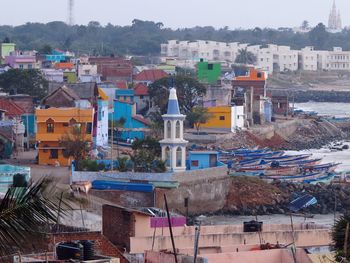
[115,81,128,89]
[134,83,149,96]
[134,69,168,82]
[0,98,25,118]
[132,115,150,126]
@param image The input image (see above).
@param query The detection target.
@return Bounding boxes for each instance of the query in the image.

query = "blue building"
[112,100,149,140]
[45,50,72,63]
[187,151,224,170]
[115,89,134,103]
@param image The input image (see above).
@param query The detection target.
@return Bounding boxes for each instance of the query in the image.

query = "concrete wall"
[202,248,312,263]
[145,251,207,263]
[90,189,154,207]
[130,228,331,254]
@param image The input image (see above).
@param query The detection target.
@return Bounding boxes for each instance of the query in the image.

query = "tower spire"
[160,86,188,172]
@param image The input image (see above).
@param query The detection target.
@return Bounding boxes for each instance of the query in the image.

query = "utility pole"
[111,119,114,170]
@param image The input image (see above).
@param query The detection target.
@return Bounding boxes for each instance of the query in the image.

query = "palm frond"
[0,178,71,256]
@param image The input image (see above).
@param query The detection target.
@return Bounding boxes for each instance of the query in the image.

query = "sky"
[0,0,348,29]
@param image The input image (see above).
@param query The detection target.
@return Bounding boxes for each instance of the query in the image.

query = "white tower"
[160,88,188,172]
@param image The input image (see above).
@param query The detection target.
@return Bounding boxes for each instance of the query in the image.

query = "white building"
[162,40,350,73]
[160,88,188,172]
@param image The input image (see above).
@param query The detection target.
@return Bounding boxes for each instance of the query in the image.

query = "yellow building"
[201,106,245,132]
[36,107,94,166]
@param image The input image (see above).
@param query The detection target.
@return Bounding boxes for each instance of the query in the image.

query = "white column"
[171,147,177,170]
[171,120,176,140]
[180,121,184,139]
[161,146,166,161]
[181,146,186,168]
[164,122,167,139]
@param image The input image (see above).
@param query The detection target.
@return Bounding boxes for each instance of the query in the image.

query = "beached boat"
[302,163,339,173]
[303,173,335,185]
[262,172,323,182]
[238,165,299,176]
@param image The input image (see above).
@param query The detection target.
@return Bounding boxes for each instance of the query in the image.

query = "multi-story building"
[325,47,350,70]
[36,107,94,166]
[162,40,350,73]
[5,51,38,69]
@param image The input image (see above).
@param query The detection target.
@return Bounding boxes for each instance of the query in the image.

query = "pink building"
[5,51,38,69]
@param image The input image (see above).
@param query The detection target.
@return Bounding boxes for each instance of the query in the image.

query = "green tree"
[0,69,48,98]
[332,214,350,261]
[116,156,129,172]
[131,137,166,172]
[301,20,310,30]
[149,76,206,114]
[309,23,329,49]
[39,44,53,54]
[234,48,257,65]
[147,111,164,139]
[0,178,70,256]
[60,127,91,171]
[187,107,213,134]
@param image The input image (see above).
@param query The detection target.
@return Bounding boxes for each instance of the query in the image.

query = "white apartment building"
[161,40,350,73]
[256,45,298,73]
[326,47,350,70]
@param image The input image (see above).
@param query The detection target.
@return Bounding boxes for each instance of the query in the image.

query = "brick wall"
[48,231,129,263]
[102,205,135,252]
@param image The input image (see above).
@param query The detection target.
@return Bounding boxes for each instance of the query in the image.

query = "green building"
[63,71,77,83]
[0,43,16,64]
[197,59,221,84]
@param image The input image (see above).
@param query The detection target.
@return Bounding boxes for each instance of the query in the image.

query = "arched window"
[176,147,182,167]
[46,118,54,133]
[166,121,171,139]
[165,147,171,167]
[176,121,181,138]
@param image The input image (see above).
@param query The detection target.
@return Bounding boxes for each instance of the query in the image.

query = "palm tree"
[235,48,257,65]
[332,213,350,261]
[0,179,69,256]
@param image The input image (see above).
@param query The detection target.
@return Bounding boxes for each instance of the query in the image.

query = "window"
[165,147,171,167]
[191,160,199,167]
[208,64,213,70]
[63,123,69,127]
[86,123,92,134]
[176,147,182,167]
[219,116,225,121]
[19,64,24,69]
[47,123,54,133]
[257,72,262,78]
[28,64,33,69]
[50,149,58,159]
[140,95,144,99]
[166,121,171,139]
[176,121,181,138]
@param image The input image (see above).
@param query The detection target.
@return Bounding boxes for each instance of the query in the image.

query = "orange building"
[36,108,94,166]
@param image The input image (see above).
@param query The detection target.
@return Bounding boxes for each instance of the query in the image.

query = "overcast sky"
[0,0,348,29]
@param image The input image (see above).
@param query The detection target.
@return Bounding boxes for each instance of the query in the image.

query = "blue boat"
[263,172,322,181]
[303,173,335,184]
[92,180,154,192]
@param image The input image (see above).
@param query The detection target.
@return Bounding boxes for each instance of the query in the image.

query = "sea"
[291,102,350,172]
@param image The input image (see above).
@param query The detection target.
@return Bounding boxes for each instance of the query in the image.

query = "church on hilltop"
[328,0,342,32]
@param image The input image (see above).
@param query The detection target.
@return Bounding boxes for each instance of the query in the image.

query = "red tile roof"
[134,83,149,96]
[115,81,128,89]
[134,69,168,82]
[0,98,25,118]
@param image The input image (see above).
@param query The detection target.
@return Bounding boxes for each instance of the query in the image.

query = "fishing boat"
[303,173,335,185]
[238,165,299,176]
[302,163,339,173]
[262,172,323,182]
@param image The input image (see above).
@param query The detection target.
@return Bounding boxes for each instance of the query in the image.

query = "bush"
[79,160,105,171]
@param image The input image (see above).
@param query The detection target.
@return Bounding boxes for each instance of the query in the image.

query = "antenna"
[68,0,74,26]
